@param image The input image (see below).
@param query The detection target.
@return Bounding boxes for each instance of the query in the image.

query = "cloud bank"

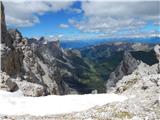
[70,1,159,35]
[3,0,160,39]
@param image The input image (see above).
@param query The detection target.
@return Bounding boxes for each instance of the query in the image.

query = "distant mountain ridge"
[60,37,160,49]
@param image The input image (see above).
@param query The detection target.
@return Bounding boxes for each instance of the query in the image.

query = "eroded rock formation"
[106,51,139,91]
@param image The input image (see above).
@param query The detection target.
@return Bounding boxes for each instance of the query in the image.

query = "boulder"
[16,81,45,97]
[0,72,18,92]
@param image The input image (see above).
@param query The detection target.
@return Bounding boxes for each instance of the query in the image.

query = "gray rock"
[154,44,160,61]
[154,44,160,73]
[1,47,24,76]
[8,29,22,44]
[106,51,139,91]
[0,72,18,92]
[1,2,13,48]
[16,81,45,97]
[1,2,24,76]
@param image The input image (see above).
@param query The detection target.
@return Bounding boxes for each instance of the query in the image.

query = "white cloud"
[3,1,74,27]
[59,24,69,28]
[96,30,160,39]
[67,8,82,14]
[69,1,160,36]
[5,15,40,27]
[82,1,159,18]
[3,0,159,39]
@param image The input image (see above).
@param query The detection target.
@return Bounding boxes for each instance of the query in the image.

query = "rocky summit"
[0,1,160,120]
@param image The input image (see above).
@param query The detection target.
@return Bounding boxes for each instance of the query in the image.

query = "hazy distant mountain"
[60,37,160,49]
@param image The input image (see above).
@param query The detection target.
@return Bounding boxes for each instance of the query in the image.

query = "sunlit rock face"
[154,44,160,61]
[154,44,160,73]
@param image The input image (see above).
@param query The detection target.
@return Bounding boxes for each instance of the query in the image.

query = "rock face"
[1,2,24,76]
[109,61,160,94]
[29,39,92,94]
[154,44,160,73]
[1,2,7,44]
[16,81,45,97]
[1,2,13,48]
[0,72,18,92]
[154,44,160,61]
[106,51,139,91]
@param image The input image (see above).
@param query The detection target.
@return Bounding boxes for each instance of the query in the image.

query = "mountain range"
[60,37,160,49]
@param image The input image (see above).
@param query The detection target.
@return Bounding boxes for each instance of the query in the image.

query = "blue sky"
[3,0,160,40]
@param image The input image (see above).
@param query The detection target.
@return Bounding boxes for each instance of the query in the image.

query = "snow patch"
[0,90,127,116]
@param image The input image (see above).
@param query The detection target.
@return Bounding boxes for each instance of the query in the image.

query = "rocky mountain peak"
[1,2,6,42]
[8,29,22,42]
[122,51,139,74]
[1,2,13,48]
[154,44,160,61]
[106,51,139,92]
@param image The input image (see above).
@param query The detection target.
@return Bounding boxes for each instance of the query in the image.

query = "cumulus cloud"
[82,1,159,18]
[3,1,74,27]
[3,0,160,39]
[59,24,69,28]
[67,8,82,14]
[70,1,160,36]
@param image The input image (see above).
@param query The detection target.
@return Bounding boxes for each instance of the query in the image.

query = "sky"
[3,0,160,41]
